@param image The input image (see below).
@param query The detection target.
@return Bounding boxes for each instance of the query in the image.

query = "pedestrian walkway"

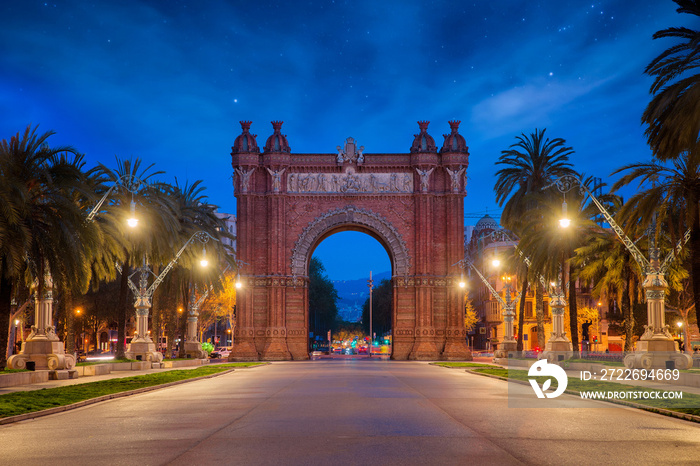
[0,362,233,395]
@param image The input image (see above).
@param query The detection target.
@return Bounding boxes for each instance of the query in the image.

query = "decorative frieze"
[287,171,413,194]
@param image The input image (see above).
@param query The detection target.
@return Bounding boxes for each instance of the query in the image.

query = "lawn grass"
[431,362,498,368]
[76,358,136,366]
[469,367,700,417]
[0,362,263,419]
[562,358,625,367]
[0,368,28,374]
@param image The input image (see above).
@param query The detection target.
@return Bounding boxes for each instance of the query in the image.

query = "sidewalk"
[0,361,231,395]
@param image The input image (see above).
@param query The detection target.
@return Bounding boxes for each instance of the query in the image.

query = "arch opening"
[308,229,393,358]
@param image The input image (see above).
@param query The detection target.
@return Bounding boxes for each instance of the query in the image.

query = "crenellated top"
[410,121,438,153]
[263,121,291,153]
[231,121,260,154]
[440,120,468,154]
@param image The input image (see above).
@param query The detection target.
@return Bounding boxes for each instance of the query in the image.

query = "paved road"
[1,360,699,465]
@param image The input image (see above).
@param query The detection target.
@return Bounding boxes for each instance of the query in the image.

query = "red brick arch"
[230,121,472,361]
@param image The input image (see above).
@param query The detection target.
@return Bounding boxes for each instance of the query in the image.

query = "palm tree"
[613,153,700,343]
[494,128,577,348]
[633,0,700,333]
[0,125,91,368]
[642,0,700,161]
[96,157,171,359]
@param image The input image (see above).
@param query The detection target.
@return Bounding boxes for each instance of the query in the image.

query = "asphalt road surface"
[2,360,699,465]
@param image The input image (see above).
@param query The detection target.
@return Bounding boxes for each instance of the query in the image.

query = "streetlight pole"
[551,174,692,370]
[457,257,519,360]
[368,271,373,358]
[124,230,218,363]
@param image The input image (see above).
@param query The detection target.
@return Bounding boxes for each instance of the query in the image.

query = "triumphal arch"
[230,120,471,361]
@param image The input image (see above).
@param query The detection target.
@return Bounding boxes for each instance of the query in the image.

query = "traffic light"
[592,335,598,343]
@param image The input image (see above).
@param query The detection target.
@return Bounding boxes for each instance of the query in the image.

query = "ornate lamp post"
[540,276,573,362]
[551,174,692,369]
[456,256,518,360]
[124,231,218,363]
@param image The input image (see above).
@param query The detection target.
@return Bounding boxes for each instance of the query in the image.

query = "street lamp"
[455,256,519,359]
[549,174,692,369]
[559,197,571,228]
[86,174,147,226]
[124,230,219,362]
[126,197,139,228]
[200,245,209,268]
[458,273,466,289]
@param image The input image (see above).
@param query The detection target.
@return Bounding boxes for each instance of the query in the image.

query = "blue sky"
[0,1,688,280]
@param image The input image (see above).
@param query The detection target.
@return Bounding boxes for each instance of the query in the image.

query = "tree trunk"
[65,288,75,354]
[178,279,189,358]
[622,268,634,352]
[116,254,130,359]
[535,281,545,349]
[568,261,580,357]
[516,274,527,353]
[0,274,13,369]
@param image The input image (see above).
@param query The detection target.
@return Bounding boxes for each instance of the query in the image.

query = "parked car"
[210,346,232,359]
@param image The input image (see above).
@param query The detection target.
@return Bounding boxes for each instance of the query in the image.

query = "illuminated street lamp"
[126,198,139,228]
[549,174,692,369]
[200,245,209,268]
[559,197,571,228]
[86,174,147,226]
[455,256,519,359]
[125,230,218,363]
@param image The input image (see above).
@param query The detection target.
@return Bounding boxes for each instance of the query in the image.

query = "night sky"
[0,1,688,280]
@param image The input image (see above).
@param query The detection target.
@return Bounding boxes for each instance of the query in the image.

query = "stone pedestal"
[183,306,207,359]
[184,340,207,359]
[540,286,573,363]
[124,302,162,363]
[624,268,692,370]
[125,339,163,363]
[8,275,76,371]
[494,340,517,359]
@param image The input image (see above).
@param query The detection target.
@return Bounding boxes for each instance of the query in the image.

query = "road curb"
[0,366,260,426]
[463,368,700,424]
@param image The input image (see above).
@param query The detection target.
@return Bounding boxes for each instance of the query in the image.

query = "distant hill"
[333,271,391,322]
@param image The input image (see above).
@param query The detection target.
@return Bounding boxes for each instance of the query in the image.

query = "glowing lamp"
[559,199,570,228]
[127,199,138,228]
[200,245,208,267]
